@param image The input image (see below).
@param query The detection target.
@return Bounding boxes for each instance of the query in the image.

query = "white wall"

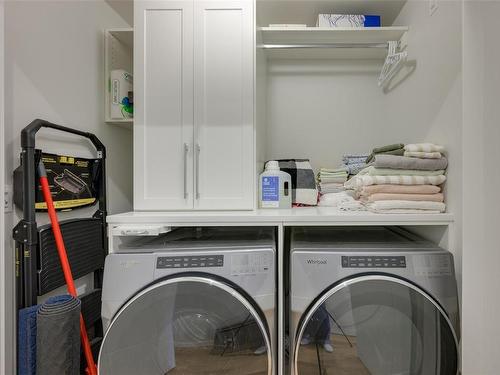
[386,0,463,286]
[2,1,133,373]
[5,0,133,215]
[462,2,500,373]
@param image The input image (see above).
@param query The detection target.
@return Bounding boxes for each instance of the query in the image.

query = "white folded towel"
[318,192,354,207]
[404,143,445,153]
[339,200,366,211]
[368,209,442,214]
[318,192,366,211]
[344,174,446,189]
[366,200,446,212]
[404,151,442,159]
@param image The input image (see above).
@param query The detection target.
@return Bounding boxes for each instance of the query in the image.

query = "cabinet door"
[194,0,255,210]
[134,0,194,210]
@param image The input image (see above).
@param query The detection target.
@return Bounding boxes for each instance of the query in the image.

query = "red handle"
[39,165,98,375]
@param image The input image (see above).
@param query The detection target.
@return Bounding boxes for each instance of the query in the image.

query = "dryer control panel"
[156,255,224,269]
[341,255,406,268]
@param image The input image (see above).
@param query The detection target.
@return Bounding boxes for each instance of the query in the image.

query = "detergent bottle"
[259,161,292,209]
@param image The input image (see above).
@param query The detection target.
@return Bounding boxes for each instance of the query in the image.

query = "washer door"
[99,275,272,375]
[294,275,459,375]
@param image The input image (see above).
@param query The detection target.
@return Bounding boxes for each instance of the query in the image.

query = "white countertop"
[107,207,454,226]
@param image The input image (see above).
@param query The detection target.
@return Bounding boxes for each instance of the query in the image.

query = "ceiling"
[105,0,133,26]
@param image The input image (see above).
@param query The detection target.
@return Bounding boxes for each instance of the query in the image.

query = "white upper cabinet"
[134,0,254,211]
[134,1,194,210]
[194,0,254,210]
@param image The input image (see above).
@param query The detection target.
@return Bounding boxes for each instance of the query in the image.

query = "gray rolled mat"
[36,295,81,375]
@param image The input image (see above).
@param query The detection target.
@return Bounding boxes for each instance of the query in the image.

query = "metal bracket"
[92,210,106,220]
[13,220,38,246]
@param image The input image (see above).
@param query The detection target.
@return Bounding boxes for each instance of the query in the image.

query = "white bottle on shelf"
[259,161,292,209]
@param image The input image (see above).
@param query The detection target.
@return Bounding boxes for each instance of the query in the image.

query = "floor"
[162,334,368,374]
[169,346,268,375]
[296,334,370,375]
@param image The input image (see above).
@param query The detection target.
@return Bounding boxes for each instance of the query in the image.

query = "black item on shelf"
[13,119,107,374]
[13,151,103,211]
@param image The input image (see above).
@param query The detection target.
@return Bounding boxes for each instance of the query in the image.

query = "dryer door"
[99,275,272,375]
[294,275,459,375]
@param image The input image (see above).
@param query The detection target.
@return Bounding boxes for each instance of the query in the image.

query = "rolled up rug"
[18,305,39,375]
[36,295,81,375]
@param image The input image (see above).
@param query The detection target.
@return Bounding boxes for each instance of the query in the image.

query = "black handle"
[22,119,105,157]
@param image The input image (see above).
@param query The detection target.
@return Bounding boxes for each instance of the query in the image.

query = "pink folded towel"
[365,193,444,203]
[359,184,441,195]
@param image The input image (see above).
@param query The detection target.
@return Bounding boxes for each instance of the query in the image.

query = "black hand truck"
[13,119,108,371]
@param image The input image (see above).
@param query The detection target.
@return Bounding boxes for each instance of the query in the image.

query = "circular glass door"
[294,276,459,375]
[99,276,271,375]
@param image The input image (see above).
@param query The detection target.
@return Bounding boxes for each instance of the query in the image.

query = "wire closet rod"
[259,43,389,49]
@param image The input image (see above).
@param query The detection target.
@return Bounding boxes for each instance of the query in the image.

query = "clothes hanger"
[378,40,407,88]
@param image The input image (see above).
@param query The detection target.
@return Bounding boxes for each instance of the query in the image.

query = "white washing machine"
[290,226,460,375]
[98,227,276,375]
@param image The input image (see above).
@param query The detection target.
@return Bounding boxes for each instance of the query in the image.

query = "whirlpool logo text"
[306,259,327,265]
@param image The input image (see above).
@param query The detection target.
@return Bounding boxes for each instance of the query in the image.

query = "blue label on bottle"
[262,176,279,201]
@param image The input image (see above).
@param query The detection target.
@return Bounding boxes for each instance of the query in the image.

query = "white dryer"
[290,226,460,375]
[98,227,276,375]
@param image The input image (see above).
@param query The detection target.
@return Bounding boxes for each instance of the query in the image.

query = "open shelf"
[258,26,408,59]
[104,28,133,127]
[106,208,453,226]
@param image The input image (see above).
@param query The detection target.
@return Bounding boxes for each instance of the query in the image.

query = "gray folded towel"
[373,154,448,171]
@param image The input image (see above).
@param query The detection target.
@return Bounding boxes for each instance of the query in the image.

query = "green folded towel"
[372,143,405,154]
[366,143,405,163]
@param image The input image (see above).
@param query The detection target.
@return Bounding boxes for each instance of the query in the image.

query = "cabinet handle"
[196,143,201,199]
[121,229,148,236]
[183,143,189,199]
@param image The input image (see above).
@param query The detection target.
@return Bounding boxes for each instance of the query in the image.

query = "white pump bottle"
[259,161,292,209]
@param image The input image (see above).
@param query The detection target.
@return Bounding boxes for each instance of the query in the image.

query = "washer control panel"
[156,255,224,269]
[342,255,406,268]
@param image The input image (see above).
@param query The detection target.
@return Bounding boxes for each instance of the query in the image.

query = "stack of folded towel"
[317,167,348,194]
[366,143,405,163]
[318,191,365,211]
[345,143,448,214]
[342,154,369,176]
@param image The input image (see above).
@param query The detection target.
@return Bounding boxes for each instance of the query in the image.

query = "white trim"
[106,209,455,227]
[0,1,7,374]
